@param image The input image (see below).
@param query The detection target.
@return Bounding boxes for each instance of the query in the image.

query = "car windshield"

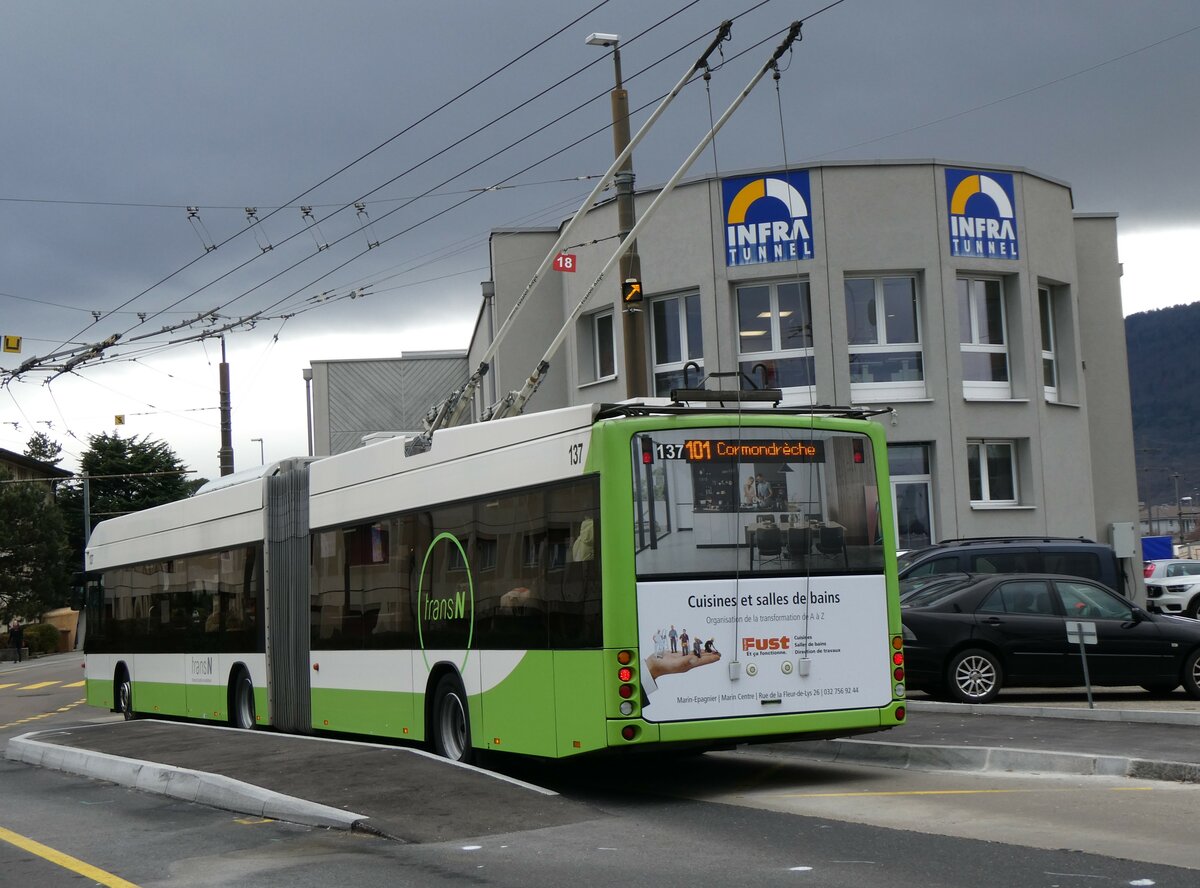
[901,573,973,607]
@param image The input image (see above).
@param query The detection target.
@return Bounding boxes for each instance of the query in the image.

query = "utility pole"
[218,336,234,476]
[588,32,648,399]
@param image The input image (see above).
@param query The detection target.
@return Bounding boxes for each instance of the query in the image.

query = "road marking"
[0,825,141,888]
[0,683,17,689]
[63,680,86,688]
[234,817,275,825]
[17,681,61,690]
[777,787,1156,799]
[0,698,86,731]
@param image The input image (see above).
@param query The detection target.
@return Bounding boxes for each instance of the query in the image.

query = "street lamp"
[586,31,647,399]
[250,437,264,465]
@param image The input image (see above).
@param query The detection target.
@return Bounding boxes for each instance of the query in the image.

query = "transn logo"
[742,635,790,653]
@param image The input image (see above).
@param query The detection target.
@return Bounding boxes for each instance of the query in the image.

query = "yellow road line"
[62,680,86,688]
[17,681,61,690]
[0,698,86,731]
[0,825,141,888]
[778,786,1156,799]
[0,683,17,689]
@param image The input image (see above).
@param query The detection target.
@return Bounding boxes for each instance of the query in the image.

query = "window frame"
[735,280,815,402]
[845,274,925,401]
[650,292,704,397]
[592,310,616,382]
[966,439,1018,506]
[958,277,1011,399]
[1038,285,1058,402]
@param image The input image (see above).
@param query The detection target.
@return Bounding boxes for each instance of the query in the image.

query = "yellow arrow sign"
[622,279,642,303]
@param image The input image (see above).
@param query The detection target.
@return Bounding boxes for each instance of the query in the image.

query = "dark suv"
[897,537,1125,594]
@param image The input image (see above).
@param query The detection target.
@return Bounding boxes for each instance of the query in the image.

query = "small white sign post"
[1065,620,1098,709]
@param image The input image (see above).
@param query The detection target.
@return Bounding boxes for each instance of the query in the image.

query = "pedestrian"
[8,617,23,663]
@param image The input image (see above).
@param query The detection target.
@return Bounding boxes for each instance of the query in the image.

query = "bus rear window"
[631,427,884,578]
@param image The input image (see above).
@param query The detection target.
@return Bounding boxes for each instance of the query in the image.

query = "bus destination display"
[653,438,825,463]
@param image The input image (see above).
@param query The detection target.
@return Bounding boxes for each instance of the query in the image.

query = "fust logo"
[741,635,790,654]
[722,171,814,267]
[946,169,1019,259]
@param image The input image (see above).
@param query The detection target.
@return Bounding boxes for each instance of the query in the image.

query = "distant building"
[0,447,72,494]
[471,160,1145,597]
[308,352,467,456]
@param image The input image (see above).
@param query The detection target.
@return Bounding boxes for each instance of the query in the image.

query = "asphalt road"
[4,653,1200,886]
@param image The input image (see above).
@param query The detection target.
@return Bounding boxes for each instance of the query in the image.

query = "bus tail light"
[895,706,906,721]
[616,650,637,709]
[621,725,639,741]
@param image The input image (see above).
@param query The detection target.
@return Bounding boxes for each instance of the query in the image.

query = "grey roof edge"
[310,351,466,367]
[491,159,1082,237]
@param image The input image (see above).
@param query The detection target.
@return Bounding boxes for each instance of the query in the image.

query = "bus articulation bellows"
[84,401,906,761]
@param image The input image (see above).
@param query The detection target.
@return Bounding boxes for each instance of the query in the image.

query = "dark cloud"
[3,0,1197,472]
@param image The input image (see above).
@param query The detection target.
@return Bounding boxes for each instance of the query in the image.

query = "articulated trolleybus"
[84,401,907,761]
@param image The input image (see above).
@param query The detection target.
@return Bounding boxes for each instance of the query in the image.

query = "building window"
[845,275,924,400]
[736,281,814,396]
[1039,285,1058,402]
[593,311,615,381]
[889,443,934,550]
[957,277,1010,399]
[651,293,703,396]
[967,440,1017,505]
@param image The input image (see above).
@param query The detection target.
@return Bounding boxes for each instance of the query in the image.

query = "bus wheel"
[431,674,473,764]
[116,670,135,721]
[230,670,257,730]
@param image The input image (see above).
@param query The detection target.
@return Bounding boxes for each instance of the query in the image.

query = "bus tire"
[431,674,473,764]
[116,667,136,721]
[229,669,256,730]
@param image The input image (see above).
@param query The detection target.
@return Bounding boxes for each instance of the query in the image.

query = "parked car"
[901,572,1200,703]
[1143,560,1200,617]
[1144,558,1200,579]
[896,536,1125,593]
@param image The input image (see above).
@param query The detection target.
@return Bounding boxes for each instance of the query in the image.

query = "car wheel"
[947,648,1002,704]
[1182,650,1200,700]
[1185,597,1200,619]
[431,674,474,764]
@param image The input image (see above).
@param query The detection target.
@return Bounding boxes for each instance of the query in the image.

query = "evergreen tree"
[57,433,201,574]
[0,469,70,619]
[24,431,64,467]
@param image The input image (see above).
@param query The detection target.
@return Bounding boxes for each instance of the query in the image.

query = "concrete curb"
[768,737,1200,783]
[907,698,1200,726]
[5,733,369,831]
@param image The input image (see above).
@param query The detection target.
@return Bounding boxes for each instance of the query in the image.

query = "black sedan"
[901,573,1200,703]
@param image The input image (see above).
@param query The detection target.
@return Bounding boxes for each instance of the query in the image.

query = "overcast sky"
[2,0,1197,480]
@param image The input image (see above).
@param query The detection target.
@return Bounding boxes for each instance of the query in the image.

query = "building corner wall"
[1074,215,1145,598]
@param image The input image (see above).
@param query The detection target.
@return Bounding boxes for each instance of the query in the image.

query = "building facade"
[309,352,467,456]
[472,160,1145,597]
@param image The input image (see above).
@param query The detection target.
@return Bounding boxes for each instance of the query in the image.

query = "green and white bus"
[84,401,907,761]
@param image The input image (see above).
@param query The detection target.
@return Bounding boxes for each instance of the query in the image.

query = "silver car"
[1145,559,1200,617]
